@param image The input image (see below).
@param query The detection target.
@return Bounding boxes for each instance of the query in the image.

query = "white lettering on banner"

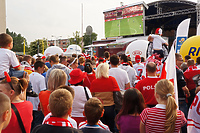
[143,85,155,91]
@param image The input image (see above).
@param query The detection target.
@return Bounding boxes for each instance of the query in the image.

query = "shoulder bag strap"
[11,103,26,133]
[84,87,90,101]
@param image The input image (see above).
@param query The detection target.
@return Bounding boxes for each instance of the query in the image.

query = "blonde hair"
[96,63,109,79]
[48,69,67,92]
[155,79,177,133]
[49,89,73,117]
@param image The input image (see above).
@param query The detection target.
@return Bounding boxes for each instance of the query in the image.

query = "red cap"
[155,28,162,35]
[135,55,141,63]
[42,56,46,59]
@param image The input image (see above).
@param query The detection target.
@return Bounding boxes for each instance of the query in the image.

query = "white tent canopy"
[63,44,82,56]
[44,46,63,57]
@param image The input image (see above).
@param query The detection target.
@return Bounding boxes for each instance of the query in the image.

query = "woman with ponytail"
[0,76,33,133]
[140,79,187,133]
[83,62,96,89]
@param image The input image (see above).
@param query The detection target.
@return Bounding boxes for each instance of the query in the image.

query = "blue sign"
[176,37,187,53]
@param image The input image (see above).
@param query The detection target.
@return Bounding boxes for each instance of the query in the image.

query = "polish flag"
[160,44,178,105]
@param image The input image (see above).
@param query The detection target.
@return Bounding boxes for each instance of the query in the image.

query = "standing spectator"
[45,55,71,86]
[69,69,92,125]
[133,55,144,77]
[135,62,160,107]
[0,76,33,133]
[116,88,145,133]
[184,55,191,62]
[0,33,21,79]
[119,54,137,87]
[175,53,190,133]
[40,69,67,116]
[187,91,200,133]
[104,51,110,64]
[184,59,200,108]
[83,62,96,89]
[32,89,82,133]
[109,54,130,92]
[45,56,51,69]
[140,79,187,133]
[79,97,111,133]
[59,56,68,66]
[196,56,200,69]
[27,61,46,130]
[90,63,120,132]
[0,93,11,133]
[77,57,85,71]
[69,57,79,70]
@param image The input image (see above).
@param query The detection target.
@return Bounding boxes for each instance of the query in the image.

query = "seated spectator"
[32,89,82,133]
[140,79,187,133]
[0,93,11,133]
[39,69,67,116]
[83,62,96,89]
[0,75,33,133]
[78,57,85,71]
[115,88,145,133]
[79,97,111,133]
[69,69,92,125]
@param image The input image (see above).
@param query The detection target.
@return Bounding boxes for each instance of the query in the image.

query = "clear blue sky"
[6,0,197,43]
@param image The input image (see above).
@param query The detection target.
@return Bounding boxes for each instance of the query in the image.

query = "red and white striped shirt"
[140,104,187,133]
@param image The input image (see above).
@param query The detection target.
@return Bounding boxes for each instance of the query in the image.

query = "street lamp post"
[52,35,62,46]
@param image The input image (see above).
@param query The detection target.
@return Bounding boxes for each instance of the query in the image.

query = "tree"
[28,39,47,56]
[6,28,28,52]
[83,32,97,46]
[69,31,82,45]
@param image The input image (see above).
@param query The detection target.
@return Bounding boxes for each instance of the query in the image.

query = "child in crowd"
[79,97,111,133]
[32,89,82,133]
[21,55,34,74]
[115,88,145,133]
[42,85,78,129]
[140,79,187,133]
[77,57,85,71]
[0,93,11,133]
[0,33,21,80]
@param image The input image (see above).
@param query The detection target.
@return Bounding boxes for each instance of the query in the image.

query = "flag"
[160,44,178,105]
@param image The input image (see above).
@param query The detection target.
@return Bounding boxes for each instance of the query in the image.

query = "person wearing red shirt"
[83,62,96,90]
[135,62,160,107]
[90,63,120,132]
[184,59,200,108]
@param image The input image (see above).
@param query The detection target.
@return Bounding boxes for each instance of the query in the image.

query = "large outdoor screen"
[104,4,144,38]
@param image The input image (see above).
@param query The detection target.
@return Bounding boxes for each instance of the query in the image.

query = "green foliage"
[69,31,82,45]
[6,28,28,52]
[29,39,47,56]
[83,32,97,46]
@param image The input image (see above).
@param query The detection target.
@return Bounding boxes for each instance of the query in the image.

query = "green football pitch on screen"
[105,15,143,38]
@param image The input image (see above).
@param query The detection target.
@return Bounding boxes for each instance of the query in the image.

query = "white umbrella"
[44,46,63,57]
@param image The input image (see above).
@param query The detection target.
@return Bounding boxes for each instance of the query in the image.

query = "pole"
[23,39,25,55]
[38,40,39,54]
[81,3,84,47]
[42,40,44,55]
[0,0,6,33]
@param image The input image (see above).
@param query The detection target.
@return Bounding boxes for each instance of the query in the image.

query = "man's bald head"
[146,62,157,73]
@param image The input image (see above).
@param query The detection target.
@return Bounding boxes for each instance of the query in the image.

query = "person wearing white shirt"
[27,61,46,129]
